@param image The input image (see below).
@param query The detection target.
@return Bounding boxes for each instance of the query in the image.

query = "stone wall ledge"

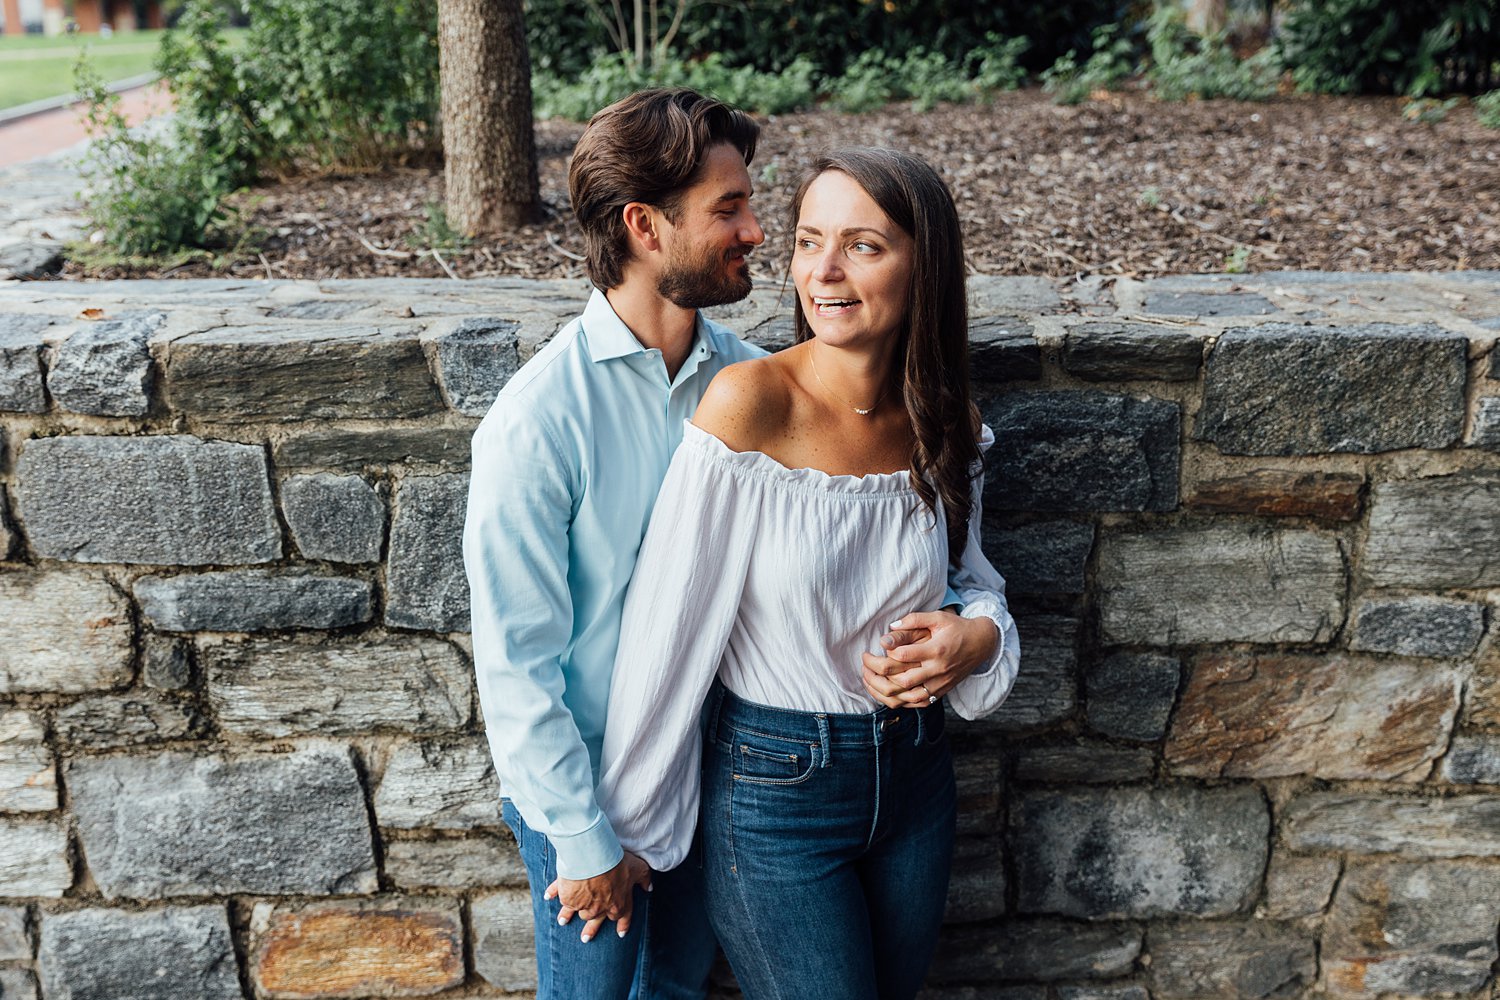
[4,272,1500,998]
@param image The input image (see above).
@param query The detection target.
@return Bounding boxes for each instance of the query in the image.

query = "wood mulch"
[58,87,1500,282]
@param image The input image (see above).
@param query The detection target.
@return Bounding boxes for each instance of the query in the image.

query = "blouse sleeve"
[945,424,1022,722]
[596,431,763,872]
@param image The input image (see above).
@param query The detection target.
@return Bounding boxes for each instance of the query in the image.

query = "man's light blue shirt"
[464,289,765,880]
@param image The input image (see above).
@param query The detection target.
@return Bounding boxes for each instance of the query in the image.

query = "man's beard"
[657,242,755,309]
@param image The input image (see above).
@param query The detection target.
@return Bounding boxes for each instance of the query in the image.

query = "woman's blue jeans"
[701,684,957,1000]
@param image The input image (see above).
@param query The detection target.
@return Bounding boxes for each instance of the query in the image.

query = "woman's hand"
[861,611,1000,708]
[544,851,654,942]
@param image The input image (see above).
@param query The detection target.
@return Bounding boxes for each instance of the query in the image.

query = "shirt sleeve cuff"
[552,812,625,880]
[941,584,965,612]
[960,598,1007,677]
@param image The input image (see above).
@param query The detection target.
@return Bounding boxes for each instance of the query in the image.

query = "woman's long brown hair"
[791,148,979,567]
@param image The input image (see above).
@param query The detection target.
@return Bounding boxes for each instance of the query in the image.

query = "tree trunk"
[1183,0,1227,36]
[439,0,542,234]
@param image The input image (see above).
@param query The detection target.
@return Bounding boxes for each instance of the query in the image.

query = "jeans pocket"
[732,735,816,785]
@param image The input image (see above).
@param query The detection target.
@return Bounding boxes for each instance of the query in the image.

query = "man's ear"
[622,202,662,254]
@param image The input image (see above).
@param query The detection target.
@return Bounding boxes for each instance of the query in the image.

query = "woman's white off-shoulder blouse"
[596,421,1021,871]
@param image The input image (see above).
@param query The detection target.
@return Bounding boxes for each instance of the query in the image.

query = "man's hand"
[544,851,653,943]
[862,610,1000,709]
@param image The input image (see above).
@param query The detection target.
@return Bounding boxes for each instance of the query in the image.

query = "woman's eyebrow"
[795,225,891,239]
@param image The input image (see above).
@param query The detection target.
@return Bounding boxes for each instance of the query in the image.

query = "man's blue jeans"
[503,800,718,1000]
[700,685,957,1000]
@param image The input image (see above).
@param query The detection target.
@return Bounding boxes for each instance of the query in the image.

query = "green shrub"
[1278,0,1499,96]
[1042,21,1136,104]
[1401,96,1461,123]
[1478,89,1500,126]
[533,52,819,121]
[75,56,240,255]
[1145,3,1281,101]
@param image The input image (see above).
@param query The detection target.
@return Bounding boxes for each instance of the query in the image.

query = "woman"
[596,147,1018,999]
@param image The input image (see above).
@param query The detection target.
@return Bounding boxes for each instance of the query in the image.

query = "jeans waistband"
[707,682,942,751]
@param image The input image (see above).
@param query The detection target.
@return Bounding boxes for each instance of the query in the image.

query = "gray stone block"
[1282,792,1500,857]
[135,570,374,632]
[1062,322,1203,381]
[282,473,385,563]
[1085,653,1180,742]
[165,323,442,421]
[946,837,1006,923]
[1011,741,1155,784]
[1167,653,1459,781]
[1468,396,1500,448]
[982,392,1179,512]
[1440,734,1500,784]
[53,693,200,749]
[1147,922,1315,1000]
[0,570,133,694]
[472,890,537,992]
[203,636,470,739]
[919,988,1045,1000]
[385,474,470,631]
[0,314,52,412]
[69,746,377,898]
[141,634,193,690]
[266,298,371,319]
[1097,526,1344,645]
[374,737,503,830]
[0,905,29,959]
[930,921,1141,983]
[1366,472,1500,588]
[1197,323,1467,455]
[38,906,242,1000]
[1011,785,1268,919]
[0,708,55,812]
[1262,854,1340,920]
[273,426,472,470]
[1058,988,1148,1000]
[0,817,69,896]
[969,276,1063,315]
[0,238,61,280]
[47,311,163,416]
[1142,289,1275,316]
[1323,861,1500,998]
[969,316,1042,382]
[15,435,281,565]
[985,521,1093,595]
[1349,596,1484,658]
[385,834,526,890]
[429,317,523,416]
[0,969,36,1000]
[953,751,1002,836]
[954,614,1078,736]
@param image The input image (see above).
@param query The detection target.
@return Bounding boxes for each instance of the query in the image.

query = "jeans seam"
[726,772,785,1000]
[542,831,566,1000]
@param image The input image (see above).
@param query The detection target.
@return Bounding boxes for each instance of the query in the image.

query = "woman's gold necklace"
[810,353,885,416]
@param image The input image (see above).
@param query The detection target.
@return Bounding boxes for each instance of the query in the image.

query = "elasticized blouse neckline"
[679,420,917,497]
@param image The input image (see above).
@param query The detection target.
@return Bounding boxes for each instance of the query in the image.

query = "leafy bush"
[1401,96,1461,123]
[534,52,819,120]
[1145,4,1281,101]
[1278,0,1499,96]
[75,56,240,255]
[1478,89,1500,126]
[1042,22,1136,104]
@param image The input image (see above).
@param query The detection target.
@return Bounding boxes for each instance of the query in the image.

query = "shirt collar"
[581,287,719,364]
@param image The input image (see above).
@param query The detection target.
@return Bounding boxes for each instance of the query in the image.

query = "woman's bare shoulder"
[693,355,794,453]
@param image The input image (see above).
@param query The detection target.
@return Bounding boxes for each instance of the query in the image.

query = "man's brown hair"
[568,88,759,290]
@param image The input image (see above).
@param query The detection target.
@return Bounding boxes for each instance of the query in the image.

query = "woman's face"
[791,170,914,350]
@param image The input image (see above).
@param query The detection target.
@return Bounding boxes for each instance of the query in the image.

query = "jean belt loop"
[816,714,832,768]
[705,682,726,744]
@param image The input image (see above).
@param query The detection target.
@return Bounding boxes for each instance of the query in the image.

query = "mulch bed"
[58,87,1500,282]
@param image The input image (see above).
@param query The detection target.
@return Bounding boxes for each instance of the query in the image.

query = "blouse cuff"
[960,597,1008,677]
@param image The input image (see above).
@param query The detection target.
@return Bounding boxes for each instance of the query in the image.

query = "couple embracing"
[463,87,1021,1000]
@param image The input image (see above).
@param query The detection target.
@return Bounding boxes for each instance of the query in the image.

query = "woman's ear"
[622,202,662,254]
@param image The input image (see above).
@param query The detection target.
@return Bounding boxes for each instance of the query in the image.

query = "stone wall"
[0,270,1498,999]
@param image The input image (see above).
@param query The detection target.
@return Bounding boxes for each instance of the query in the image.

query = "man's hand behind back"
[545,851,654,942]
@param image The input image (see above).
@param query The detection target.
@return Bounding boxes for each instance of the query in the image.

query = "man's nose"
[740,209,765,246]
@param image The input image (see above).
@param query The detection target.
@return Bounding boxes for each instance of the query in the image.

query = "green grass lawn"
[0,29,167,110]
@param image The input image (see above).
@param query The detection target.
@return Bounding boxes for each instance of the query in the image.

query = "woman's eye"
[852,241,878,253]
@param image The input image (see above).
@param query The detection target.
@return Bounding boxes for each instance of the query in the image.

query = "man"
[464,88,1015,1000]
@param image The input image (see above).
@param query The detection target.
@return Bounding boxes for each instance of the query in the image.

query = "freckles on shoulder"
[691,358,789,452]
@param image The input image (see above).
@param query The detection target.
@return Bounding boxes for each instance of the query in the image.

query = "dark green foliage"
[1478,88,1500,126]
[1277,0,1499,96]
[525,0,1121,77]
[1145,4,1281,101]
